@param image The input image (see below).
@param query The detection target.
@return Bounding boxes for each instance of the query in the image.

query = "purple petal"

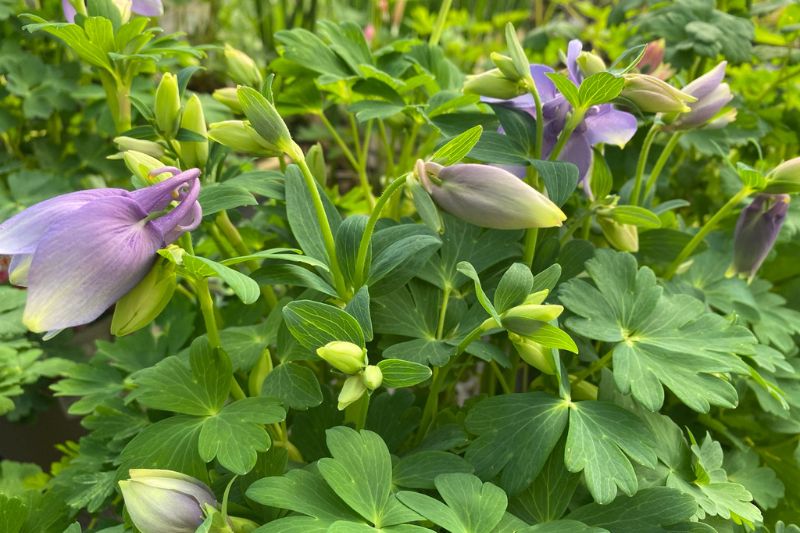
[163,200,203,244]
[0,189,128,255]
[733,194,789,276]
[530,65,557,101]
[130,168,201,213]
[481,93,535,108]
[566,40,583,84]
[547,133,593,180]
[677,84,733,129]
[62,0,77,22]
[151,178,201,241]
[682,61,727,99]
[584,105,638,148]
[131,0,163,16]
[23,196,163,333]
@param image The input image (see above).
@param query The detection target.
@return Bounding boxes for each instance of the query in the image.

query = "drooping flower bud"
[666,62,733,131]
[621,74,696,113]
[111,256,176,336]
[637,40,671,79]
[733,194,789,277]
[509,333,555,374]
[464,69,526,100]
[576,51,606,77]
[598,217,639,252]
[119,469,217,533]
[155,73,181,138]
[224,45,263,88]
[316,341,366,374]
[237,86,294,156]
[212,88,243,113]
[421,162,566,230]
[764,158,800,194]
[208,120,282,156]
[179,94,209,169]
[115,136,164,158]
[500,303,564,336]
[362,365,383,391]
[338,374,366,410]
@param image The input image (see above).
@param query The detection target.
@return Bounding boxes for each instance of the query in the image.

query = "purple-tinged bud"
[733,194,789,277]
[421,162,566,230]
[621,74,696,113]
[666,62,734,131]
[119,469,217,533]
[764,158,800,194]
[637,40,666,76]
[598,217,639,252]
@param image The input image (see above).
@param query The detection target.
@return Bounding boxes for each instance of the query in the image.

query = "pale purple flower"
[485,40,637,183]
[0,168,201,333]
[667,62,734,130]
[62,0,163,22]
[733,194,789,277]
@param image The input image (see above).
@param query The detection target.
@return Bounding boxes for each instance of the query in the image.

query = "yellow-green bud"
[111,258,177,336]
[490,52,523,81]
[316,341,366,374]
[522,289,549,305]
[237,86,293,155]
[501,303,564,336]
[621,74,696,114]
[213,88,242,113]
[208,120,282,156]
[179,94,209,169]
[362,365,383,391]
[598,217,639,252]
[577,51,606,77]
[509,333,555,374]
[224,45,263,88]
[306,143,327,186]
[570,377,598,401]
[114,136,164,158]
[112,0,132,22]
[155,72,181,137]
[123,151,171,185]
[764,157,800,194]
[464,69,526,100]
[337,375,366,410]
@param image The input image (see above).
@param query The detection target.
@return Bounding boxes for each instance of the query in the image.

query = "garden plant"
[1,0,800,531]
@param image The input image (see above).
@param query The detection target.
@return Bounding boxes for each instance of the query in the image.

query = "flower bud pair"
[337,366,383,410]
[420,162,566,230]
[621,73,696,113]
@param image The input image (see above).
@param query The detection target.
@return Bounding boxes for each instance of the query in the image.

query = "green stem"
[429,0,452,46]
[357,120,376,209]
[630,123,661,206]
[522,228,538,267]
[571,349,614,388]
[197,278,222,348]
[436,285,452,339]
[642,132,682,203]
[99,72,132,134]
[377,120,395,181]
[293,154,349,298]
[318,111,360,170]
[665,186,752,279]
[354,174,409,286]
[548,109,584,162]
[525,80,544,160]
[490,361,513,394]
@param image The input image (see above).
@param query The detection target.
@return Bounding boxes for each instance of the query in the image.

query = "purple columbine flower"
[62,0,163,22]
[733,194,789,277]
[484,40,637,184]
[0,168,201,334]
[666,62,734,131]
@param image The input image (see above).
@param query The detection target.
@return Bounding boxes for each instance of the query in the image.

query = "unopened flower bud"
[237,86,293,155]
[764,158,800,194]
[490,52,522,81]
[115,136,164,158]
[316,341,366,374]
[598,217,639,252]
[705,108,737,130]
[522,289,549,305]
[123,151,171,184]
[637,40,666,77]
[179,94,209,169]
[362,365,383,391]
[576,51,606,77]
[509,333,555,374]
[733,194,789,277]
[208,120,282,156]
[111,257,177,336]
[621,74,696,113]
[464,69,525,100]
[306,143,327,186]
[570,377,598,400]
[213,88,242,113]
[501,303,564,336]
[224,45,263,88]
[338,374,366,410]
[155,73,181,137]
[119,469,217,533]
[421,162,566,230]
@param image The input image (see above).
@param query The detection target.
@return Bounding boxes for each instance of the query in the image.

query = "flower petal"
[682,61,727,99]
[550,133,593,180]
[23,196,163,333]
[131,0,163,16]
[163,201,203,244]
[62,0,76,22]
[584,106,638,148]
[9,254,32,287]
[566,39,583,84]
[151,178,201,241]
[130,168,201,213]
[0,189,128,255]
[530,64,557,101]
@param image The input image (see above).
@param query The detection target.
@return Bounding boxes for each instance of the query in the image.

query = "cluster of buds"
[463,52,530,100]
[317,341,383,409]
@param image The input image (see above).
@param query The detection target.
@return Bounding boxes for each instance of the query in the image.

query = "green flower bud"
[208,120,282,156]
[764,157,800,194]
[316,341,366,374]
[123,151,171,185]
[338,374,366,410]
[490,52,522,81]
[213,88,243,113]
[621,74,696,114]
[111,257,177,336]
[114,136,164,158]
[155,72,182,137]
[598,217,639,252]
[306,143,327,186]
[464,69,526,100]
[362,365,383,391]
[224,45,263,88]
[237,86,293,155]
[119,469,217,533]
[569,376,598,400]
[577,51,606,77]
[509,333,555,374]
[179,94,209,169]
[501,303,564,336]
[522,289,549,305]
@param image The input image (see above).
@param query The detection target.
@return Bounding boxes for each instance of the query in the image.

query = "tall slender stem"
[436,285,452,339]
[429,0,452,46]
[318,111,360,170]
[643,132,682,203]
[630,123,661,206]
[665,186,752,279]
